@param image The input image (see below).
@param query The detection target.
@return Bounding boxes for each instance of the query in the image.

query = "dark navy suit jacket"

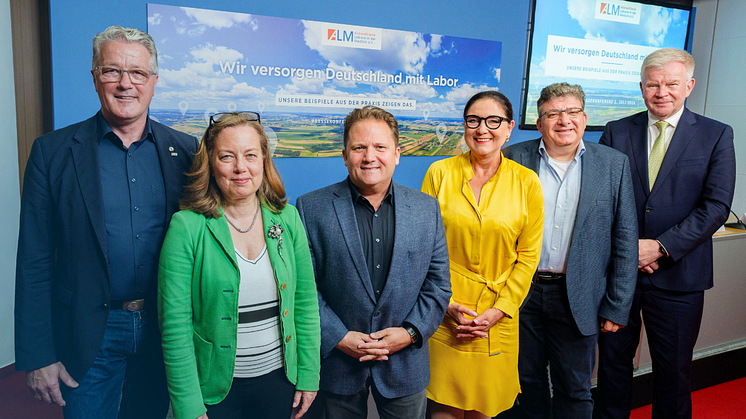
[15,114,197,380]
[599,108,735,291]
[296,180,451,398]
[504,140,638,335]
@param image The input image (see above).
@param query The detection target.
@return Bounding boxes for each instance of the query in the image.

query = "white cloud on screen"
[567,0,677,47]
[445,83,498,106]
[157,44,243,91]
[181,7,255,30]
[301,21,442,75]
[148,13,162,26]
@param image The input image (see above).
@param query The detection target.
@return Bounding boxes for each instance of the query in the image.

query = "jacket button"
[286,335,292,342]
[102,303,109,309]
[283,309,289,317]
[280,283,287,291]
[645,207,652,213]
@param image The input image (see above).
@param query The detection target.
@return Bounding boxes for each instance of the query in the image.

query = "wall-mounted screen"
[521,0,691,130]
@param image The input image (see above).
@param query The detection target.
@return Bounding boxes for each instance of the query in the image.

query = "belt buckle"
[123,299,144,312]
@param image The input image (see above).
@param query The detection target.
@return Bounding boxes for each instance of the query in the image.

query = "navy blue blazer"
[15,114,198,379]
[599,108,736,291]
[504,140,638,335]
[296,180,451,398]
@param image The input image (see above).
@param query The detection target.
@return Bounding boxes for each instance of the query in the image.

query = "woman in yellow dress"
[422,91,544,418]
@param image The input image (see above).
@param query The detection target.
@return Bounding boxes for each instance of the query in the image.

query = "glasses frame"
[94,65,156,85]
[464,114,510,130]
[208,111,262,128]
[538,107,585,120]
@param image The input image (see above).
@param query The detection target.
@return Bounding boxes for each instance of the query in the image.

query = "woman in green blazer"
[158,112,320,419]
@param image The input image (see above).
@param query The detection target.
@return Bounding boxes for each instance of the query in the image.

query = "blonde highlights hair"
[641,48,695,81]
[180,114,287,217]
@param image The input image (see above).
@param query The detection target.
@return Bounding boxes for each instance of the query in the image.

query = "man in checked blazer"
[502,83,638,419]
[595,48,736,419]
[296,106,451,419]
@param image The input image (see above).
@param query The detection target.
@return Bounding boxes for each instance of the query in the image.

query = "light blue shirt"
[537,139,585,273]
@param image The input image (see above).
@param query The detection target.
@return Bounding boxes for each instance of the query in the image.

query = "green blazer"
[158,203,320,419]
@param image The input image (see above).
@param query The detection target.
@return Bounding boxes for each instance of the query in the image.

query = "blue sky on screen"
[147,4,502,118]
[529,0,690,91]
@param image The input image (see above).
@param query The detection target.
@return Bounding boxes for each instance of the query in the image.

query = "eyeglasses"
[539,108,584,120]
[94,65,156,85]
[209,111,262,127]
[465,115,510,130]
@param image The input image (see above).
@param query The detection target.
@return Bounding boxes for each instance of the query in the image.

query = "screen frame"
[519,0,694,131]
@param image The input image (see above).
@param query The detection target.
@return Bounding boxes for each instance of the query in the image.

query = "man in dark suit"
[296,106,451,419]
[501,83,638,419]
[14,26,197,418]
[595,48,736,419]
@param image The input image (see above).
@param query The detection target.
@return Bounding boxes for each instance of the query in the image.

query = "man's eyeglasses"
[539,108,584,120]
[94,65,156,85]
[465,115,510,130]
[209,112,262,127]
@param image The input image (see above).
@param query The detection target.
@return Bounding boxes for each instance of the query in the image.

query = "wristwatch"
[404,324,419,344]
[655,239,669,257]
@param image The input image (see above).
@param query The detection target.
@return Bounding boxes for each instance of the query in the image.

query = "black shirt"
[349,178,395,301]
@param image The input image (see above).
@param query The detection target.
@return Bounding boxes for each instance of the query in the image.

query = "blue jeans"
[513,283,597,419]
[61,308,168,419]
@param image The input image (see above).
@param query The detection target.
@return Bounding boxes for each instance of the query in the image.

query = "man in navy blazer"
[14,26,197,418]
[501,83,638,419]
[296,106,451,419]
[596,48,736,419]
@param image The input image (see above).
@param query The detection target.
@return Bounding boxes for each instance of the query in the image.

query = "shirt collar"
[647,106,685,129]
[537,138,586,161]
[96,111,154,145]
[347,177,395,205]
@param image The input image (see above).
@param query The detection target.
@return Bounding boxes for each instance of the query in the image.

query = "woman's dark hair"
[463,91,513,121]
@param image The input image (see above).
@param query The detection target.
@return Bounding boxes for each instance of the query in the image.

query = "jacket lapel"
[650,108,697,195]
[71,117,109,262]
[572,145,602,236]
[152,122,184,220]
[207,209,238,269]
[378,183,411,304]
[630,112,651,196]
[262,205,287,279]
[331,183,377,303]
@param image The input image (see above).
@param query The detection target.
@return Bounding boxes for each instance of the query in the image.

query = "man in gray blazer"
[296,106,451,419]
[502,83,638,418]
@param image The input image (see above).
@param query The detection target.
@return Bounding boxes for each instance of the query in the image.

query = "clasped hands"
[447,303,504,339]
[638,238,665,273]
[337,327,412,362]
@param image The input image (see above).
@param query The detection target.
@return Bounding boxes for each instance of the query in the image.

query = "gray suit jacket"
[504,140,638,335]
[296,179,451,398]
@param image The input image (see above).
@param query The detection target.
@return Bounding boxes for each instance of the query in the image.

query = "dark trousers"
[595,276,704,419]
[501,282,596,419]
[205,368,296,419]
[308,380,426,419]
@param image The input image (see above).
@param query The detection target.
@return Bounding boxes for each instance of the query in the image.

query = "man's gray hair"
[92,26,158,74]
[641,48,694,81]
[537,82,585,115]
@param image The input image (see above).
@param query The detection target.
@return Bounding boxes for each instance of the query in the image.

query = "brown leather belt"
[110,299,145,312]
[535,272,566,285]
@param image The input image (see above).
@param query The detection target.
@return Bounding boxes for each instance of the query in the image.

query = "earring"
[505,136,510,142]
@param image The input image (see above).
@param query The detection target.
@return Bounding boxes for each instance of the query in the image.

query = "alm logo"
[327,28,353,42]
[599,2,621,15]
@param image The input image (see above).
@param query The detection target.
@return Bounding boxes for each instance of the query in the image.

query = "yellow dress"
[421,152,544,416]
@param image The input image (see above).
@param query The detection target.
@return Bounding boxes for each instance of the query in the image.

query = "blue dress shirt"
[97,113,166,300]
[537,139,585,273]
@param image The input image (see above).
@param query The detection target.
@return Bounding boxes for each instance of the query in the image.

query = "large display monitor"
[520,0,692,130]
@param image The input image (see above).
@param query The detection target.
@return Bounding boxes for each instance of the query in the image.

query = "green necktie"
[648,120,669,191]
